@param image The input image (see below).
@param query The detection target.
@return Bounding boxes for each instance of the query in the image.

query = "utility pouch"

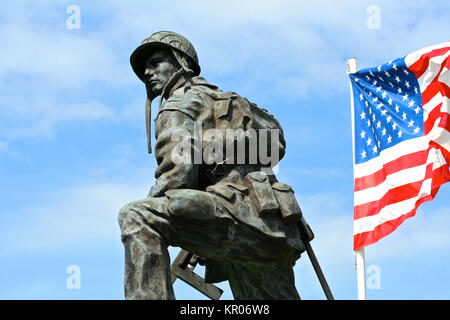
[244,171,279,216]
[272,182,302,224]
[206,184,236,201]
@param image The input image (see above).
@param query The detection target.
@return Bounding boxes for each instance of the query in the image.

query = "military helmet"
[130,31,201,82]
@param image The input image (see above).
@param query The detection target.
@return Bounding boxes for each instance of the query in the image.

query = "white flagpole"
[347,57,367,300]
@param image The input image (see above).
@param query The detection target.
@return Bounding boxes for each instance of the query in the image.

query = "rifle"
[170,249,223,300]
[298,216,334,300]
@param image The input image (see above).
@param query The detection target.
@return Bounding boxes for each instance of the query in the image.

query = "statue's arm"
[148,108,199,197]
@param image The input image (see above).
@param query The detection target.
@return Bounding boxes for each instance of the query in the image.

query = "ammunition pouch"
[244,171,279,216]
[272,182,302,224]
[244,172,315,243]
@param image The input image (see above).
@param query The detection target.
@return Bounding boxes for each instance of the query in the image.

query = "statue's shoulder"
[159,77,217,120]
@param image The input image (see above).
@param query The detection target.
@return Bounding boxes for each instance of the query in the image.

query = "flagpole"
[347,57,367,300]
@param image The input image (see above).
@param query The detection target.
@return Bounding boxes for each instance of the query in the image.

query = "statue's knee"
[118,202,139,227]
[165,189,215,220]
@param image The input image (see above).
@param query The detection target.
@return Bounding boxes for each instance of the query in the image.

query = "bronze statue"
[118,31,319,300]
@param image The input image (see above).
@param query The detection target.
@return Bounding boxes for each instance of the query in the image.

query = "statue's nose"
[144,67,153,77]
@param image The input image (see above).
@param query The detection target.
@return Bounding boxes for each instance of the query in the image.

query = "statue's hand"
[148,183,166,198]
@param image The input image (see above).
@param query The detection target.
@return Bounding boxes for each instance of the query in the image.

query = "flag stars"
[392,122,398,131]
[354,62,425,163]
[387,135,392,143]
[360,111,366,119]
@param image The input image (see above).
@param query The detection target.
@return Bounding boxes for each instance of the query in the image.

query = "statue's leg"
[165,189,302,300]
[118,189,302,300]
[118,198,177,300]
[225,260,300,300]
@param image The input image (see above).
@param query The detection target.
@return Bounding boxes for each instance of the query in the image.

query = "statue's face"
[144,48,179,97]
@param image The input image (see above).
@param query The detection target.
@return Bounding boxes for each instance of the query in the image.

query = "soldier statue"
[118,31,316,300]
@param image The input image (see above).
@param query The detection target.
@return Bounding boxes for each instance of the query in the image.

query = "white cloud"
[0,96,115,138]
[0,141,8,152]
[0,23,132,89]
[0,171,155,252]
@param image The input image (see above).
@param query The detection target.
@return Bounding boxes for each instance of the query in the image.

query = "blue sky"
[1,0,450,300]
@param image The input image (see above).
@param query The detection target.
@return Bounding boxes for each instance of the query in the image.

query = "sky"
[0,0,449,300]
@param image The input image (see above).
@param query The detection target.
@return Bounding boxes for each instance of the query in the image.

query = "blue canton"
[350,57,424,164]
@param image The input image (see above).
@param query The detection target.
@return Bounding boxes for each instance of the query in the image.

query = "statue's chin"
[148,89,162,101]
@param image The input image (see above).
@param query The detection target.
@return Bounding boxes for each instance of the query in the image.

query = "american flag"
[350,41,450,250]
